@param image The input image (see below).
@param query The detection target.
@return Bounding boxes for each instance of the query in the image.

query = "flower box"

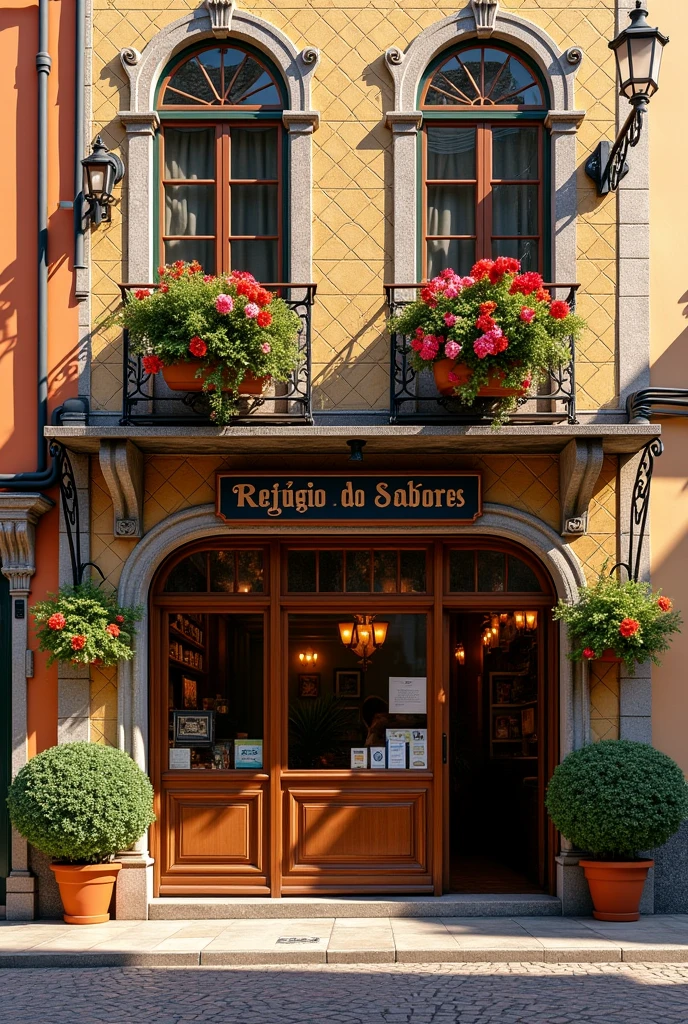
[162,362,269,396]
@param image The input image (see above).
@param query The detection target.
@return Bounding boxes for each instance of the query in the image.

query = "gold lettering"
[455,488,465,508]
[295,489,309,513]
[446,490,456,508]
[233,483,257,508]
[267,482,282,517]
[307,482,315,507]
[354,489,365,507]
[394,488,408,507]
[434,489,446,505]
[342,481,354,507]
[375,482,391,507]
[407,480,421,508]
[422,489,434,507]
[258,489,270,508]
[314,489,326,507]
[281,485,294,507]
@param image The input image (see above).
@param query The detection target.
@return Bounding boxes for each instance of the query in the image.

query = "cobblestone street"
[3,962,688,1024]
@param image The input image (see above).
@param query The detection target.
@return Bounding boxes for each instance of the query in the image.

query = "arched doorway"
[148,535,557,897]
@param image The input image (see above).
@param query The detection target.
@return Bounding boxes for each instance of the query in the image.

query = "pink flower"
[448,371,459,383]
[203,274,214,283]
[473,337,493,359]
[444,313,457,327]
[460,276,476,287]
[47,613,66,630]
[444,340,461,359]
[244,302,260,319]
[444,286,459,299]
[215,293,234,314]
[419,334,440,361]
[260,342,271,354]
[520,307,536,323]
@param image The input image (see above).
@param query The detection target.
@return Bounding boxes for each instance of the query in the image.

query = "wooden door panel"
[282,779,432,891]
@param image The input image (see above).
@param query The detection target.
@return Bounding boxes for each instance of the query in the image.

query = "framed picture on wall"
[298,673,321,698]
[173,710,215,747]
[335,669,361,698]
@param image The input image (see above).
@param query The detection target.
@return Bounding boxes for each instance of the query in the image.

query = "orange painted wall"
[649,0,688,772]
[0,0,79,752]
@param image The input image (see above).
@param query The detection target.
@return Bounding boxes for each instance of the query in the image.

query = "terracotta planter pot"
[579,859,653,921]
[162,362,269,396]
[50,862,121,925]
[598,649,623,663]
[432,359,527,398]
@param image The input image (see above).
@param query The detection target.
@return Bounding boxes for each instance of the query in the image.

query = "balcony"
[385,283,580,425]
[119,283,316,426]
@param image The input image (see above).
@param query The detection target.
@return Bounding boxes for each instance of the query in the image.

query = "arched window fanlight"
[161,45,282,108]
[423,45,544,108]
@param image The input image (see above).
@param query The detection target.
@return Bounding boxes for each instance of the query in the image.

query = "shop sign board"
[216,472,481,525]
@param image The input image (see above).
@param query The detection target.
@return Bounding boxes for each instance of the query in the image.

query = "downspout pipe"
[73,0,86,271]
[0,0,59,489]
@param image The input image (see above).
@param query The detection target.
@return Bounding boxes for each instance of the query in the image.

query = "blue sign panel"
[216,473,481,525]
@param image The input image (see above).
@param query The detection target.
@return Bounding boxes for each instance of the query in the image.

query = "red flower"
[488,256,520,283]
[582,647,596,660]
[236,281,252,297]
[256,310,272,327]
[619,617,641,638]
[157,265,167,277]
[470,259,495,281]
[105,623,121,638]
[658,596,673,612]
[189,336,207,358]
[256,288,272,307]
[70,635,86,651]
[188,260,202,274]
[142,354,163,374]
[134,289,150,300]
[509,271,544,296]
[47,612,66,631]
[173,260,184,269]
[535,287,551,303]
[115,614,125,624]
[159,284,169,293]
[475,313,496,332]
[550,300,570,320]
[479,301,497,316]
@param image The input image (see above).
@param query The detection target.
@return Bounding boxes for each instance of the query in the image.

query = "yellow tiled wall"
[89,0,618,413]
[88,452,620,744]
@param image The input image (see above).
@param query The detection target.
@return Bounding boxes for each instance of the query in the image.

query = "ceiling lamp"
[298,647,318,666]
[454,642,465,665]
[338,614,388,670]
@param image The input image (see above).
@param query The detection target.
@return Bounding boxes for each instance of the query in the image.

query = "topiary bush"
[7,742,155,864]
[546,740,688,860]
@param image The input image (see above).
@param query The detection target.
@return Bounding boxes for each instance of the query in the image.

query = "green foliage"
[553,569,681,672]
[545,740,688,859]
[7,742,155,864]
[288,695,354,768]
[109,264,302,424]
[388,265,585,427]
[32,580,141,667]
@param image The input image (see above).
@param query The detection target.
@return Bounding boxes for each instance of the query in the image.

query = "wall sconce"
[81,136,124,225]
[298,647,318,666]
[482,630,491,647]
[586,3,668,195]
[338,614,387,670]
[525,610,538,631]
[514,610,526,630]
[499,613,508,624]
[454,642,465,665]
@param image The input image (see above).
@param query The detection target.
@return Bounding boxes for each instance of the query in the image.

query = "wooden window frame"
[421,120,544,278]
[420,45,545,111]
[159,120,283,278]
[159,45,283,111]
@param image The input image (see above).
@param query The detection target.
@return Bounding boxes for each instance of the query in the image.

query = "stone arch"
[383,5,585,284]
[118,6,320,282]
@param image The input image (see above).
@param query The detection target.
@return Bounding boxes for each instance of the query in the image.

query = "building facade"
[1,0,686,919]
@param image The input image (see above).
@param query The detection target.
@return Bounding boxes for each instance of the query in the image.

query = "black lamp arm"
[585,96,647,196]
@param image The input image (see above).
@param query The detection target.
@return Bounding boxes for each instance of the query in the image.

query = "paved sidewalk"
[2,914,688,966]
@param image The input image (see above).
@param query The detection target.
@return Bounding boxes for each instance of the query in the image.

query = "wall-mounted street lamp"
[81,136,125,225]
[586,2,668,195]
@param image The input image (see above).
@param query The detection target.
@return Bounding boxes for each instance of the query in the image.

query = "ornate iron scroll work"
[585,99,646,196]
[120,284,315,426]
[49,440,105,587]
[386,283,578,425]
[609,437,664,583]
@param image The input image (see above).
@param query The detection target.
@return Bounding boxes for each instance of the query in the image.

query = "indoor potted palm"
[288,695,355,768]
[388,258,585,426]
[553,570,681,673]
[32,580,140,667]
[7,742,155,924]
[546,740,688,920]
[113,262,302,425]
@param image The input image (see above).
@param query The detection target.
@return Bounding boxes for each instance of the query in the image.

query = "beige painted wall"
[648,0,688,772]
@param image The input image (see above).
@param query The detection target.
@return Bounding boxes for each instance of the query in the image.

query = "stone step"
[149,894,562,920]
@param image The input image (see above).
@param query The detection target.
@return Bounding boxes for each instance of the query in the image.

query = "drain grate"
[276,936,321,944]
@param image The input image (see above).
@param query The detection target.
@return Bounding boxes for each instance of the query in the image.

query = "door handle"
[442,732,448,764]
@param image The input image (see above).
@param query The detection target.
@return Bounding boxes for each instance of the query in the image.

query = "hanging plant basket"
[433,358,527,399]
[32,581,142,667]
[597,649,624,664]
[162,361,270,396]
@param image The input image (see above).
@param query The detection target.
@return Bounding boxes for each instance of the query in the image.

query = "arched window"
[420,44,548,279]
[156,43,286,280]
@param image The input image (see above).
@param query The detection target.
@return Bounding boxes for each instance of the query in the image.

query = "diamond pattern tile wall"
[87,0,619,413]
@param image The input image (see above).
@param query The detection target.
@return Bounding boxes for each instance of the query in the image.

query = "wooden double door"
[149,538,556,896]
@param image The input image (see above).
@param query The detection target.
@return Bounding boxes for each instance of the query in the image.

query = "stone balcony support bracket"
[559,438,604,536]
[99,440,144,538]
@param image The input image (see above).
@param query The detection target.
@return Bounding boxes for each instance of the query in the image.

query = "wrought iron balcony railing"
[385,283,580,425]
[118,283,316,426]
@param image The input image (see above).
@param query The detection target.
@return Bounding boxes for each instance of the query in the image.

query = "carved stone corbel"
[559,439,604,537]
[0,495,54,592]
[99,440,144,538]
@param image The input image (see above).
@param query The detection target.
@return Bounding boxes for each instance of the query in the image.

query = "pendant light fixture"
[338,614,388,670]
